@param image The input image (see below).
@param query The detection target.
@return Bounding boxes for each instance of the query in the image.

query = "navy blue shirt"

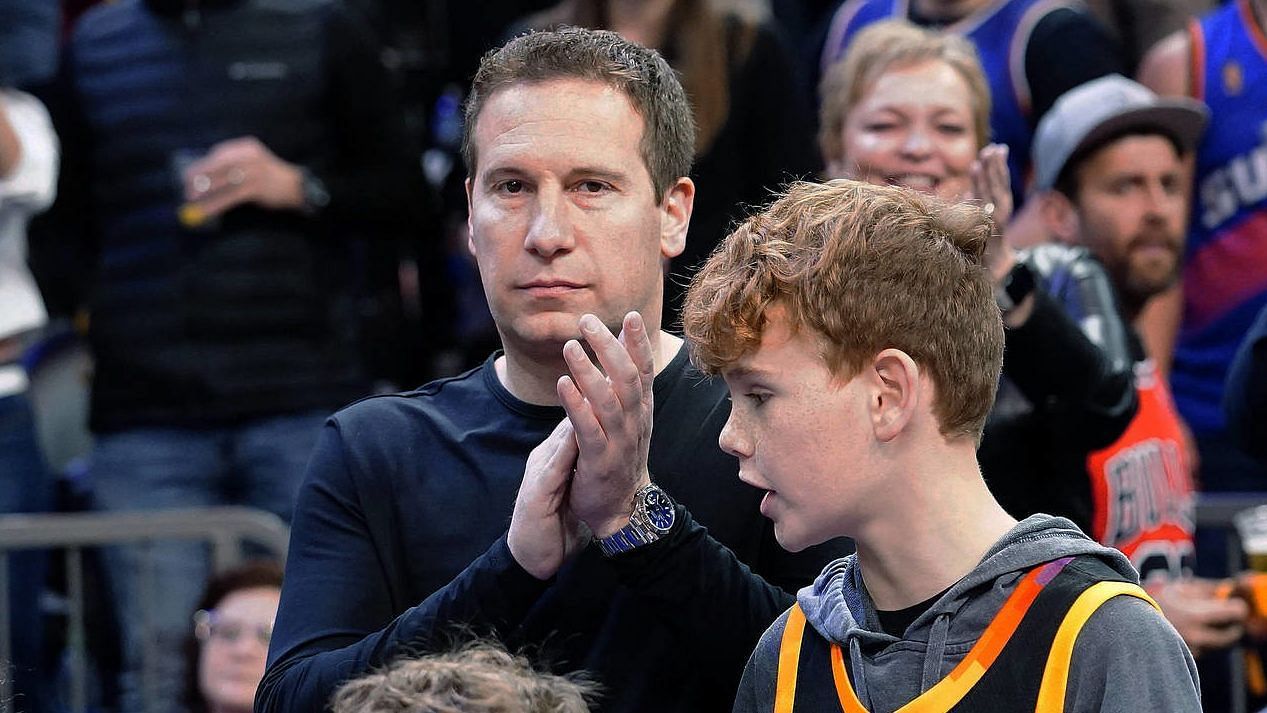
[1226,303,1267,462]
[260,347,850,712]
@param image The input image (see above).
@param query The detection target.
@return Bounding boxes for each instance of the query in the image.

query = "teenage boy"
[675,179,1200,711]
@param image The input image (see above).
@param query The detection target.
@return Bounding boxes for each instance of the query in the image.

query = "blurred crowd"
[1,0,1266,711]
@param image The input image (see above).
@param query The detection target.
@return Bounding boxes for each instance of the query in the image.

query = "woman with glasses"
[186,561,283,713]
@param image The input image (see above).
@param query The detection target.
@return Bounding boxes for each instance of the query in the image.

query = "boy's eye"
[746,392,770,406]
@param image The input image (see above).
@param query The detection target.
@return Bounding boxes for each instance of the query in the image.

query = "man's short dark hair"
[1053,125,1186,200]
[461,26,696,202]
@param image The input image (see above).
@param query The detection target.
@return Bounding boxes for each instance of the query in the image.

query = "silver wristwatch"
[596,484,677,557]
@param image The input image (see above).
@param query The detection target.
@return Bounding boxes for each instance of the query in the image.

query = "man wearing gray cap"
[1029,74,1252,660]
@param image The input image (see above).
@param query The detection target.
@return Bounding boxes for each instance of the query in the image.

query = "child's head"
[330,641,596,713]
[684,178,1002,442]
[682,180,1002,549]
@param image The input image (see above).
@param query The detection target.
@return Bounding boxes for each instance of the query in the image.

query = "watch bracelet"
[596,487,663,556]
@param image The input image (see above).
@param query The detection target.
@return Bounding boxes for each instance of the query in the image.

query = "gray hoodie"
[732,515,1200,712]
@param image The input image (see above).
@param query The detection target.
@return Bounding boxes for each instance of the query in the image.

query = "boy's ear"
[868,349,920,442]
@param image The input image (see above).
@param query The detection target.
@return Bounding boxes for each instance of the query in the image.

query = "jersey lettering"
[1088,360,1195,578]
[1200,120,1267,229]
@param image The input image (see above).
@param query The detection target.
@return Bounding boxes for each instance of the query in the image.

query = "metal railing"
[0,497,1261,712]
[0,507,289,712]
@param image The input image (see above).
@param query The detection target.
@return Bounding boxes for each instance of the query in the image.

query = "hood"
[797,514,1136,702]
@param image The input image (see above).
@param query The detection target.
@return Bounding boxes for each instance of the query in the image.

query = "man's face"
[718,308,876,552]
[466,78,690,356]
[1071,135,1187,305]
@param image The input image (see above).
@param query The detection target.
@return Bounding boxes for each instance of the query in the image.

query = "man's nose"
[524,188,575,257]
[1145,181,1180,217]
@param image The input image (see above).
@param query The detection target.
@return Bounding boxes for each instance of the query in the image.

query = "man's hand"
[558,312,656,538]
[182,136,305,220]
[1152,577,1249,657]
[507,418,588,580]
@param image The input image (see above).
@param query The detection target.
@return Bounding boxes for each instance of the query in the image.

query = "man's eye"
[498,180,524,194]
[577,180,609,193]
[746,392,770,406]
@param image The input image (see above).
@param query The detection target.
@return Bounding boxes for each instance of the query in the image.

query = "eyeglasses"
[193,609,273,648]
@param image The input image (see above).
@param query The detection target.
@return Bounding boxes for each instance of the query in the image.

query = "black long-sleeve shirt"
[981,248,1139,532]
[259,348,851,713]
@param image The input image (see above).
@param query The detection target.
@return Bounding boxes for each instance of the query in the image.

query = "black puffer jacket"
[49,0,422,431]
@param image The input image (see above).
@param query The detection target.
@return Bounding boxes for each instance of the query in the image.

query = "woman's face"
[831,60,980,202]
[197,586,280,713]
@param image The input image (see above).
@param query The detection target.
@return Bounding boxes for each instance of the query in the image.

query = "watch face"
[641,487,675,532]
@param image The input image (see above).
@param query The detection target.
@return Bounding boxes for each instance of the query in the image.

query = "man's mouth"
[519,279,586,295]
[1129,233,1180,258]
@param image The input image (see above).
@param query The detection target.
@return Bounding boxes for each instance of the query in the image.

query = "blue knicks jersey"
[1176,0,1267,434]
[821,0,1073,201]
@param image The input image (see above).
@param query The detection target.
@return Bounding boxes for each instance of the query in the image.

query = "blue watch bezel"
[597,484,675,557]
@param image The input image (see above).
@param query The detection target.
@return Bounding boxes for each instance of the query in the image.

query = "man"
[1227,303,1267,463]
[1031,73,1250,663]
[1138,10,1267,706]
[43,0,421,707]
[1137,0,1267,496]
[259,28,847,713]
[672,179,1198,710]
[0,62,58,713]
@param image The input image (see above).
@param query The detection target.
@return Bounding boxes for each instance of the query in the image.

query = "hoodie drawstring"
[920,613,951,694]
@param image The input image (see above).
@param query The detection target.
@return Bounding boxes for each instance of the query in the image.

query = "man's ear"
[1039,189,1081,246]
[465,177,477,256]
[867,348,920,442]
[660,177,694,260]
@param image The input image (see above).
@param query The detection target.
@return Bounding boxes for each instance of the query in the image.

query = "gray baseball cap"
[1032,74,1208,192]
